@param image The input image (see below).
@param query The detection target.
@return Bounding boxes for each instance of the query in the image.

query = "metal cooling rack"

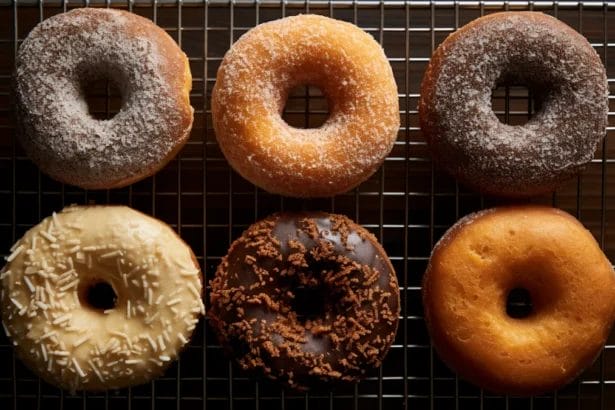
[1,1,615,409]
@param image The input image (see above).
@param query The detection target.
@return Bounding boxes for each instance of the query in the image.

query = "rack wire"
[1,1,614,409]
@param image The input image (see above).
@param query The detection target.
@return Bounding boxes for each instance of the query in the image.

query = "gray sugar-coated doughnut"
[419,12,608,197]
[15,8,193,189]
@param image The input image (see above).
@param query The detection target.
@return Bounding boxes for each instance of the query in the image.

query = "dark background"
[1,1,615,409]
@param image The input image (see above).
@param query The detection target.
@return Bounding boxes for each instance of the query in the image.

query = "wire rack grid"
[1,1,615,409]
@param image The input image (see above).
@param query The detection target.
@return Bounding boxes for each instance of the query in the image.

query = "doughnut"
[212,15,399,197]
[209,212,399,390]
[422,206,615,395]
[419,12,608,197]
[0,206,204,391]
[15,8,194,190]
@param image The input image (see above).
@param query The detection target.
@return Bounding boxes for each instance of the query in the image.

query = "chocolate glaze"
[209,212,400,390]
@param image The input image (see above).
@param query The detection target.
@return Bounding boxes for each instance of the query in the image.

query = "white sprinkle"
[2,322,10,337]
[122,274,128,287]
[0,270,12,280]
[41,344,47,361]
[157,335,166,351]
[103,309,114,315]
[50,243,60,250]
[82,246,98,252]
[59,280,79,292]
[18,306,27,316]
[72,358,85,377]
[10,241,20,253]
[159,355,170,362]
[10,297,23,310]
[47,357,53,371]
[52,314,71,325]
[52,212,62,229]
[36,301,49,310]
[106,360,119,368]
[166,298,181,307]
[125,359,142,365]
[143,334,157,351]
[155,295,164,305]
[58,269,76,284]
[100,250,122,259]
[66,239,80,245]
[88,360,104,382]
[31,236,37,250]
[73,335,90,348]
[145,311,159,325]
[39,231,57,243]
[52,350,69,357]
[180,268,199,276]
[67,245,81,254]
[39,330,56,341]
[6,245,24,262]
[178,333,188,344]
[127,300,131,319]
[24,266,37,275]
[186,282,200,299]
[147,288,153,305]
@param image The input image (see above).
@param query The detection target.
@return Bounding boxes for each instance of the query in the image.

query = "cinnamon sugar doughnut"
[1,206,204,391]
[419,12,608,197]
[15,8,194,189]
[423,206,615,395]
[212,14,399,197]
[209,212,400,390]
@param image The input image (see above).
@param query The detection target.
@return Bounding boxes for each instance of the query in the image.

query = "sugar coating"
[419,12,608,197]
[15,8,193,189]
[212,14,400,197]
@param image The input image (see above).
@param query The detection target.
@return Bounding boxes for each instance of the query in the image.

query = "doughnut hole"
[288,260,345,324]
[506,287,533,319]
[282,85,330,129]
[80,73,124,120]
[491,84,542,126]
[78,280,118,311]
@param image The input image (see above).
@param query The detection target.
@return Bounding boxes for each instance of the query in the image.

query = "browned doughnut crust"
[423,206,615,395]
[212,15,399,197]
[419,12,608,197]
[15,8,193,190]
[209,212,400,390]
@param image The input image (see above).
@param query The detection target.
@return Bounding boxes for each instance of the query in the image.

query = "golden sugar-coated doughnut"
[1,206,204,391]
[212,14,399,197]
[423,206,615,395]
[15,8,194,189]
[209,212,399,390]
[419,12,608,197]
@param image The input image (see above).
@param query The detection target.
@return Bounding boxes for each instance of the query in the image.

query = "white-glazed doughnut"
[0,206,204,391]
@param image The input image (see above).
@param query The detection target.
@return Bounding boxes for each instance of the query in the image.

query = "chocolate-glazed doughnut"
[209,212,400,390]
[419,12,608,197]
